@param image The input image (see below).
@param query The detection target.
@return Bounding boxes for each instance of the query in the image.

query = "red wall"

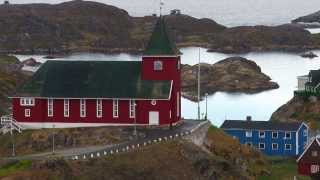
[12,98,177,125]
[141,56,181,123]
[298,162,318,176]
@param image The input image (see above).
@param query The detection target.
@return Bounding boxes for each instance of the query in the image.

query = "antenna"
[160,0,164,16]
[197,48,201,120]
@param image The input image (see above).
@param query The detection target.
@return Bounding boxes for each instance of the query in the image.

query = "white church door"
[149,111,159,125]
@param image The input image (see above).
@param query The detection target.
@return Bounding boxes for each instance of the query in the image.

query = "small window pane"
[154,61,163,71]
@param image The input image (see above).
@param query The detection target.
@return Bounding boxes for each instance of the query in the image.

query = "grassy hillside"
[0,126,309,179]
[0,126,268,180]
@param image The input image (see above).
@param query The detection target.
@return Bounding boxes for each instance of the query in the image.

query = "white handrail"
[0,115,22,133]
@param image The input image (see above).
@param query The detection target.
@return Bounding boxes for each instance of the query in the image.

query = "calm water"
[13,0,320,27]
[15,48,320,126]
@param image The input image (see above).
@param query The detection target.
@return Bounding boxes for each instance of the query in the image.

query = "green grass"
[258,157,310,180]
[0,160,32,177]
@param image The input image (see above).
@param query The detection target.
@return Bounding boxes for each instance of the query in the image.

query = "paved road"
[3,120,208,160]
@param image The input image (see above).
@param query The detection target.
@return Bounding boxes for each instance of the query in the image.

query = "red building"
[297,137,320,177]
[10,17,182,129]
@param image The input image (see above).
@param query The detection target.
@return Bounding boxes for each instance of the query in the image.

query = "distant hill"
[0,0,226,54]
[0,0,317,54]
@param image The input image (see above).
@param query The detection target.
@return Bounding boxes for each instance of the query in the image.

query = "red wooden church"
[10,17,182,129]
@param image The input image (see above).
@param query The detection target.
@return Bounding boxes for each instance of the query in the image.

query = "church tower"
[141,16,181,123]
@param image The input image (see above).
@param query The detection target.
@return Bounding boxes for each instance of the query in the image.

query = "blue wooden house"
[220,117,309,156]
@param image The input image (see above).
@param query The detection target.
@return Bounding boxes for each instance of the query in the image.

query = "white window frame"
[259,143,265,150]
[48,98,53,117]
[113,99,119,118]
[24,109,31,117]
[272,132,278,139]
[20,98,35,106]
[245,131,252,137]
[177,92,180,117]
[285,144,292,150]
[129,100,135,118]
[64,99,69,117]
[154,60,163,71]
[272,143,278,150]
[96,99,103,118]
[311,165,320,174]
[80,99,86,118]
[259,131,265,138]
[285,132,291,139]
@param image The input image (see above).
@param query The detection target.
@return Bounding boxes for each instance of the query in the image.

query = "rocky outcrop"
[0,55,29,115]
[271,95,320,123]
[182,57,279,101]
[301,51,318,58]
[292,10,320,25]
[208,25,317,53]
[21,58,41,66]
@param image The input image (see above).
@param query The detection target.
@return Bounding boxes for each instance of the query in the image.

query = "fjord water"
[15,48,320,126]
[16,0,320,27]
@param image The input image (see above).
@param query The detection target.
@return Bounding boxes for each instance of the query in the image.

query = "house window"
[113,99,119,118]
[20,98,35,106]
[64,99,69,117]
[154,61,163,71]
[311,165,320,174]
[177,92,180,117]
[285,144,292,150]
[285,132,291,139]
[304,129,308,137]
[129,100,135,118]
[24,109,31,117]
[48,99,53,117]
[312,151,318,157]
[259,143,265,149]
[272,132,278,139]
[80,99,86,117]
[259,131,265,138]
[272,143,278,150]
[96,99,102,118]
[245,131,252,137]
[245,142,252,147]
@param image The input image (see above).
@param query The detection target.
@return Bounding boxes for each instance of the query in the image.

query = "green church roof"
[144,17,179,56]
[16,60,172,99]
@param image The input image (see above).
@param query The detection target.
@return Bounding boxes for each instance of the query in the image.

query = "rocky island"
[182,57,279,101]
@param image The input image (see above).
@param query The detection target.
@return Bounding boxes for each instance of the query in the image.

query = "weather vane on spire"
[160,0,164,16]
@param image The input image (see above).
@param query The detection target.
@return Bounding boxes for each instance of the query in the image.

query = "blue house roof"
[221,120,304,131]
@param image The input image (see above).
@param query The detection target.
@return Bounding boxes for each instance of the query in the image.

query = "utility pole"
[52,124,55,154]
[10,122,15,157]
[205,93,208,120]
[133,103,137,138]
[197,48,201,120]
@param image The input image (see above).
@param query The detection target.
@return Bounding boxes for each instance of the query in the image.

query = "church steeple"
[144,17,179,56]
